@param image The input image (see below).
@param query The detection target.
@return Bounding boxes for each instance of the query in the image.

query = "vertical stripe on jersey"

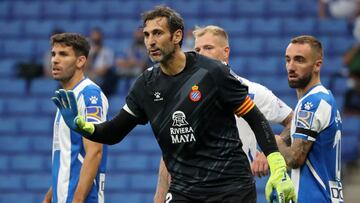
[97,173,105,203]
[306,160,326,190]
[52,111,61,203]
[66,130,82,203]
[52,150,60,203]
[291,167,300,200]
[57,118,72,203]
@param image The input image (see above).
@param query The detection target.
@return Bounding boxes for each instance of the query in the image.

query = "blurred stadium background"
[0,0,359,202]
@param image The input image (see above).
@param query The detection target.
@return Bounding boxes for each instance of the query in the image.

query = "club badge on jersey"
[85,106,102,122]
[296,110,314,129]
[189,84,201,102]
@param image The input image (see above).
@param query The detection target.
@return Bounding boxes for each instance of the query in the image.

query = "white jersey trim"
[123,104,137,117]
[98,173,105,203]
[306,159,326,190]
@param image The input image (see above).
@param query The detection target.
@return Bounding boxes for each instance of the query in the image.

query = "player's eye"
[285,57,290,63]
[294,56,305,63]
[153,30,162,36]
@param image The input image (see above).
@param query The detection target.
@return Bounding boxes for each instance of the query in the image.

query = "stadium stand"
[0,0,358,202]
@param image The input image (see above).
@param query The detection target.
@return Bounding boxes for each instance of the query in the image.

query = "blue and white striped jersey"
[291,84,343,203]
[52,78,108,203]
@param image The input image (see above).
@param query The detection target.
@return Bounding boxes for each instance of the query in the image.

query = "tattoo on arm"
[276,137,313,169]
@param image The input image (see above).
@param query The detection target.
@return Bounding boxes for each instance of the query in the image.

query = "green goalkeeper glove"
[265,152,296,203]
[52,89,95,136]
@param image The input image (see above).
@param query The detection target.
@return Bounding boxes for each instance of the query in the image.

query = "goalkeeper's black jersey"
[126,52,254,196]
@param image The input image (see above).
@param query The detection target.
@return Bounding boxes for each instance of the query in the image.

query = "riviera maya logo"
[170,111,196,144]
[172,111,188,127]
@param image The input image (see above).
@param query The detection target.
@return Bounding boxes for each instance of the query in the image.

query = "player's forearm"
[242,106,278,156]
[73,150,103,202]
[275,136,301,169]
[154,158,171,203]
[279,129,291,146]
[87,109,138,145]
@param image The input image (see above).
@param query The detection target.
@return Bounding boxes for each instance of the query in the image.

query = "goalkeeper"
[53,5,296,203]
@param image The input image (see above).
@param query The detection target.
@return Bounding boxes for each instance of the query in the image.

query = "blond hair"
[192,25,229,47]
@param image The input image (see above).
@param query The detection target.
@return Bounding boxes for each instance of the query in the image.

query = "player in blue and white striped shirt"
[276,35,343,203]
[43,33,108,203]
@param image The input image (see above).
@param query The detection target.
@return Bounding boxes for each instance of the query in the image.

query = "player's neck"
[296,77,321,99]
[61,72,85,90]
[160,50,186,76]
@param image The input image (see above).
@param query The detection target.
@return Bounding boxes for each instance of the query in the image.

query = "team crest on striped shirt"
[86,106,102,122]
[189,85,201,102]
[296,110,314,129]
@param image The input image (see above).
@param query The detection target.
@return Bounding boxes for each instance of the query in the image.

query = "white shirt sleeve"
[248,80,292,124]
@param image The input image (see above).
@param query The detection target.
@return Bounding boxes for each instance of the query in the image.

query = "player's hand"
[251,152,269,177]
[52,89,94,136]
[265,152,296,203]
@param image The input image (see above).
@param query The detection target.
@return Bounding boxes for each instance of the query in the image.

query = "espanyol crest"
[189,84,201,102]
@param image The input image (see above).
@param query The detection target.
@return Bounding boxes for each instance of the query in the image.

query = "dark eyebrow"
[152,28,163,33]
[52,50,69,56]
[294,55,305,61]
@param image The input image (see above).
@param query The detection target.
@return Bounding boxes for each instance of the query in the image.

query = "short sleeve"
[81,86,107,123]
[293,95,331,141]
[250,82,292,123]
[125,76,148,124]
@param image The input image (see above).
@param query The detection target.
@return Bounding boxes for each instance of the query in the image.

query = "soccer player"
[42,33,108,203]
[154,25,294,202]
[52,6,295,203]
[276,35,343,202]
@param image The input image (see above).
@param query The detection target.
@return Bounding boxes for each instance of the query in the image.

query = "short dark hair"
[50,33,90,57]
[141,5,184,47]
[291,35,323,59]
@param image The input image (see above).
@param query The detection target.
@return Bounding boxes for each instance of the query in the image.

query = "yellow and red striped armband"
[234,96,255,117]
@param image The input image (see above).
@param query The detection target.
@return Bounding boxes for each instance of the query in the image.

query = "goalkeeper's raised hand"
[52,89,94,136]
[265,152,296,203]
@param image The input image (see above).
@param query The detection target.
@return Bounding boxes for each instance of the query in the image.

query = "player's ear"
[224,46,230,59]
[76,55,87,69]
[314,59,322,73]
[173,29,183,45]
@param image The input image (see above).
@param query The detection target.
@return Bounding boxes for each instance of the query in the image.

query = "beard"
[149,45,176,63]
[288,72,312,89]
[148,35,176,63]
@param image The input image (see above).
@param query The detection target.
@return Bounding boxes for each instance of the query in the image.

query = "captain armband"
[234,96,255,117]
